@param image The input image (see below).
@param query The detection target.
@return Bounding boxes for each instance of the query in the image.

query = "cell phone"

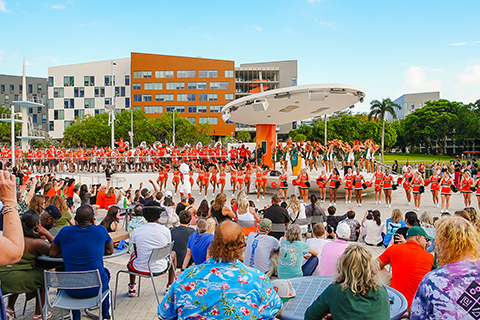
[130,184,132,188]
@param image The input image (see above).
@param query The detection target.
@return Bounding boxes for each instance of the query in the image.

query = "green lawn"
[381,153,455,166]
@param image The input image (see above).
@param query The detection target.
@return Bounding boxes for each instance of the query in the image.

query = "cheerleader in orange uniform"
[325,168,341,206]
[277,168,289,200]
[217,166,227,194]
[230,169,237,195]
[430,170,441,207]
[172,166,181,195]
[209,164,218,196]
[382,169,393,208]
[236,168,245,196]
[297,168,310,203]
[344,167,353,204]
[403,167,414,206]
[202,166,210,197]
[440,173,453,213]
[411,171,424,211]
[260,168,270,200]
[353,167,365,207]
[196,167,204,195]
[418,161,426,179]
[371,166,384,205]
[317,170,328,203]
[460,170,473,207]
[244,165,253,194]
[156,166,166,191]
[255,168,266,202]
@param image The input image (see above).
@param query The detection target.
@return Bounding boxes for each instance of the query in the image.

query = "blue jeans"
[302,256,319,276]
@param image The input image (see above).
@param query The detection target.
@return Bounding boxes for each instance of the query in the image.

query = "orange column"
[256,124,276,169]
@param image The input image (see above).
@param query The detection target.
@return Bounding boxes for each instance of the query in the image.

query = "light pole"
[130,106,134,148]
[110,61,116,150]
[172,110,176,146]
[11,104,15,168]
[324,114,328,146]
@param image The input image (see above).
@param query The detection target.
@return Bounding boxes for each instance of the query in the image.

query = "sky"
[1,0,479,113]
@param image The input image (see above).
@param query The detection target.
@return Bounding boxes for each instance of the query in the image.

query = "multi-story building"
[130,52,235,137]
[0,74,49,132]
[387,91,440,121]
[47,58,131,139]
[234,60,298,139]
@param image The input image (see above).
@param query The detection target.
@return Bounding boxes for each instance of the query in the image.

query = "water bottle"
[124,198,127,208]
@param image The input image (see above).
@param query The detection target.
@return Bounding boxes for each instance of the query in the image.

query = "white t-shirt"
[237,207,256,221]
[306,238,330,276]
[131,223,171,273]
[244,232,280,273]
[364,220,384,245]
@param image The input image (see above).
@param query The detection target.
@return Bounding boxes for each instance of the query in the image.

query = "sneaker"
[407,202,411,206]
[33,312,52,320]
[378,201,381,204]
[333,202,336,206]
[386,204,389,208]
[345,201,348,204]
[262,196,265,200]
[329,203,332,206]
[359,203,362,207]
[257,198,260,202]
[128,283,137,297]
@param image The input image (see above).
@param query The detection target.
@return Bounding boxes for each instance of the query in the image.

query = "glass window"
[155,71,174,78]
[63,76,74,87]
[166,82,185,90]
[105,75,115,86]
[9,84,14,93]
[28,84,33,93]
[54,110,64,120]
[105,98,111,105]
[199,70,218,78]
[188,82,197,90]
[125,75,130,85]
[4,95,9,102]
[121,87,125,97]
[166,106,175,113]
[64,98,74,109]
[49,121,54,131]
[132,106,141,111]
[64,120,73,129]
[210,82,229,89]
[225,93,234,101]
[225,70,234,78]
[187,117,196,124]
[292,77,297,86]
[144,83,163,90]
[94,87,105,97]
[198,82,207,89]
[176,106,185,113]
[411,103,415,109]
[29,107,33,113]
[42,114,47,123]
[177,70,196,78]
[19,85,22,93]
[165,94,174,101]
[133,83,141,90]
[208,94,218,101]
[155,94,164,102]
[37,106,42,113]
[84,98,95,108]
[48,77,54,87]
[0,85,4,93]
[198,105,207,113]
[33,114,37,123]
[84,76,95,86]
[188,105,197,113]
[199,94,207,101]
[48,99,54,109]
[187,94,195,101]
[125,97,130,108]
[210,105,221,113]
[177,94,187,101]
[37,84,42,93]
[74,110,84,119]
[74,87,85,98]
[143,94,152,102]
[133,71,152,79]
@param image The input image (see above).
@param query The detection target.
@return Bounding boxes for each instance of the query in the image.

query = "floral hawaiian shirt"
[158,258,283,319]
[127,216,146,251]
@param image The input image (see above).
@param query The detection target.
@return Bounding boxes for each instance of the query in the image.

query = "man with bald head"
[50,205,114,320]
[159,221,283,320]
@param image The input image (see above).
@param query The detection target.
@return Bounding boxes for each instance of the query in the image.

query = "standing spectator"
[159,221,282,319]
[79,184,96,206]
[392,160,399,174]
[378,226,434,308]
[278,225,318,279]
[182,219,214,269]
[244,218,280,276]
[342,210,361,241]
[383,209,406,247]
[49,205,113,320]
[326,206,347,232]
[306,223,329,276]
[410,216,480,319]
[127,201,176,297]
[263,194,290,240]
[362,210,385,246]
[95,185,107,209]
[171,210,195,269]
[320,223,351,276]
[104,187,117,209]
[305,245,390,320]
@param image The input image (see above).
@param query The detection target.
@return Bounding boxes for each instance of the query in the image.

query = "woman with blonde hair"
[410,216,480,319]
[383,209,406,247]
[207,193,235,223]
[464,207,480,232]
[46,195,75,229]
[305,245,390,320]
[236,196,260,222]
[27,195,45,214]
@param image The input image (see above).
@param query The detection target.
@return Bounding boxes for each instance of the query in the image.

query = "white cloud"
[458,65,480,87]
[25,61,31,66]
[89,21,97,25]
[314,18,336,29]
[253,25,262,31]
[202,35,212,39]
[309,0,321,2]
[448,42,468,46]
[50,4,65,9]
[0,0,10,12]
[404,66,442,92]
[284,27,293,34]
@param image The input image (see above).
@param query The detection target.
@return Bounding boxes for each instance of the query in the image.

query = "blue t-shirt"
[187,232,214,265]
[383,219,406,246]
[54,224,112,291]
[278,240,310,279]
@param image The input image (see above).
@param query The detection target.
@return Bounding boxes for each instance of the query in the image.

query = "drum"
[145,155,152,163]
[91,156,97,164]
[111,158,117,166]
[135,156,141,164]
[101,157,108,165]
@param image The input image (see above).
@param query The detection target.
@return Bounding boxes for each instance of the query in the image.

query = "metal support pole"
[324,114,327,146]
[111,61,115,150]
[130,107,134,147]
[172,111,176,146]
[11,105,15,168]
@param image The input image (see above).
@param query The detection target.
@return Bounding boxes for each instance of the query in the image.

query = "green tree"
[292,133,306,143]
[0,106,23,144]
[368,98,401,162]
[236,130,251,142]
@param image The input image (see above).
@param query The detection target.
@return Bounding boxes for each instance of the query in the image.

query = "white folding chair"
[114,241,174,308]
[44,270,113,320]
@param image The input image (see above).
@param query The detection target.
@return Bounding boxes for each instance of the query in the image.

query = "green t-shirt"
[54,210,72,229]
[305,283,390,320]
[278,240,310,279]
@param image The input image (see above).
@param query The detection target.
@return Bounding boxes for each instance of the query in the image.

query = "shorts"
[127,254,170,276]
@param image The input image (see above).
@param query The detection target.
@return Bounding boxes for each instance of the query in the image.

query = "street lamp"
[172,110,176,146]
[129,106,134,148]
[324,114,328,146]
[110,61,116,150]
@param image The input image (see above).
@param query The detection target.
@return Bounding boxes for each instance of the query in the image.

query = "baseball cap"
[336,222,351,240]
[407,226,434,240]
[141,188,149,197]
[165,190,173,198]
[272,279,296,302]
[44,204,62,220]
[259,218,272,232]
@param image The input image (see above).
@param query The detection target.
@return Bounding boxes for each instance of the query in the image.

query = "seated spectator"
[419,211,434,228]
[320,222,351,276]
[47,195,75,236]
[383,209,406,247]
[207,193,235,223]
[305,245,390,320]
[391,211,420,245]
[39,204,63,231]
[139,180,158,204]
[278,225,318,279]
[378,226,434,308]
[182,219,214,270]
[95,185,107,209]
[326,206,347,232]
[306,224,329,276]
[206,218,216,234]
[287,195,307,222]
[100,206,122,233]
[264,193,290,240]
[27,194,45,216]
[196,199,209,219]
[104,187,117,210]
[341,210,361,241]
[236,196,260,222]
[0,211,54,320]
[305,194,327,222]
[158,221,282,319]
[175,196,188,215]
[49,205,113,320]
[410,216,480,319]
[79,184,96,206]
[127,201,176,297]
[160,191,179,228]
[171,210,195,269]
[244,218,280,276]
[362,210,385,246]
[185,197,197,225]
[127,204,146,250]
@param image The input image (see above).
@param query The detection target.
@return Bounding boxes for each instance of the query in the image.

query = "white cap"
[336,222,350,239]
[272,279,296,299]
[165,190,173,198]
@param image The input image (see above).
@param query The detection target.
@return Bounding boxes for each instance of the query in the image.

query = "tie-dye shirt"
[410,260,480,320]
[158,258,282,320]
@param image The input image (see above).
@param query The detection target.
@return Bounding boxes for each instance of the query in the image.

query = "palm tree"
[368,98,401,163]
